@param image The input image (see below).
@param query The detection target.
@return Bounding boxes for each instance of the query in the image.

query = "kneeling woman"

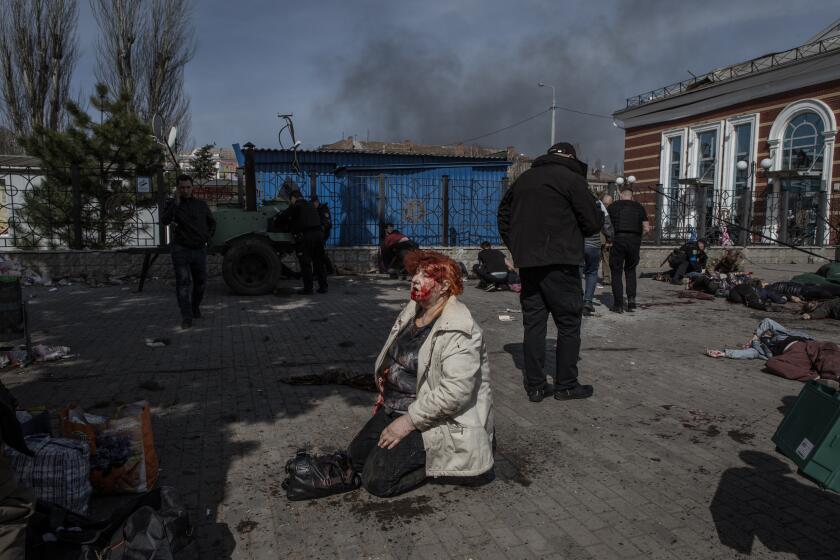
[348,250,494,497]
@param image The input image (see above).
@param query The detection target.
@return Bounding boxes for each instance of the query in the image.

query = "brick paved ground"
[3,261,840,559]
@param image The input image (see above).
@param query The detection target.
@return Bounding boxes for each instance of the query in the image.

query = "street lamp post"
[538,82,556,146]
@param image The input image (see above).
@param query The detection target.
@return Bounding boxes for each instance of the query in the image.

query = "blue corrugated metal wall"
[235,146,510,247]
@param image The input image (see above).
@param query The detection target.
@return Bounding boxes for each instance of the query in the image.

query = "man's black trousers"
[609,235,641,306]
[296,230,328,291]
[519,264,582,392]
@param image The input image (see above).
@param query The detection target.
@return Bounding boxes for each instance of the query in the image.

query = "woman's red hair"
[403,250,464,296]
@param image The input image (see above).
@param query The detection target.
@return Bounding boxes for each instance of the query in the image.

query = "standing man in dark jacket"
[278,190,328,294]
[607,188,649,313]
[161,174,216,329]
[312,196,334,275]
[498,142,602,402]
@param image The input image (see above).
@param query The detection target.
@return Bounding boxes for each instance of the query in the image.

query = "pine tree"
[19,83,164,248]
[191,144,216,183]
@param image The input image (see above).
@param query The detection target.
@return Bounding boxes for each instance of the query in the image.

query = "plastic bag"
[61,401,159,494]
[282,449,360,501]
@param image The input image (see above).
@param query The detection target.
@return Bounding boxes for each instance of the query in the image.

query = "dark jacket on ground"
[810,298,840,320]
[497,154,602,268]
[161,197,216,249]
[766,341,840,382]
[728,284,771,311]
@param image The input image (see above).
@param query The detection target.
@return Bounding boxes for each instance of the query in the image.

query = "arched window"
[782,112,825,172]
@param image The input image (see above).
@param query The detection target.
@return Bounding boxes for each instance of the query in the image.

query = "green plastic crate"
[773,381,840,491]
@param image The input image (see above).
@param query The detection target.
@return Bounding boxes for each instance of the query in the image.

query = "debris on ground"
[280,368,377,392]
[498,314,513,322]
[145,337,171,348]
[31,344,73,361]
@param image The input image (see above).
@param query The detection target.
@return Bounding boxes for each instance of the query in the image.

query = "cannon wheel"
[222,237,282,295]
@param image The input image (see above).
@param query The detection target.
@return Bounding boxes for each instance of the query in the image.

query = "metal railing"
[625,32,840,108]
[649,183,832,247]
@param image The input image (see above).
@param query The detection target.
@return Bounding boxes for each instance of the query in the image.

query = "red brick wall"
[622,79,840,244]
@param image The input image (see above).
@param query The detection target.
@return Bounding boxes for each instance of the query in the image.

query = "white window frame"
[766,99,837,244]
[658,128,687,235]
[721,114,760,232]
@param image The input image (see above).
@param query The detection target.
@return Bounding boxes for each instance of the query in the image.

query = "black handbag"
[282,450,361,501]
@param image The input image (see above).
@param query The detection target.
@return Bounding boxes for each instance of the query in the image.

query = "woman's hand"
[378,414,416,449]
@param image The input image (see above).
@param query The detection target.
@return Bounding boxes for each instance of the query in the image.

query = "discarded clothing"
[766,341,840,382]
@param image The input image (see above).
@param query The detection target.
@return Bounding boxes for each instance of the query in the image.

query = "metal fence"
[650,183,832,247]
[0,165,506,249]
[251,169,506,247]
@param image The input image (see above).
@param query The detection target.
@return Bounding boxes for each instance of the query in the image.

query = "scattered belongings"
[282,449,360,501]
[4,435,93,514]
[31,344,73,361]
[498,314,513,322]
[61,401,159,494]
[280,368,376,392]
[677,290,715,301]
[27,486,194,559]
[145,337,171,348]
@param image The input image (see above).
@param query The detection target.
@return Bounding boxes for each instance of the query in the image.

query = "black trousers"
[348,409,427,498]
[171,245,208,320]
[296,231,328,291]
[609,235,641,305]
[519,264,582,391]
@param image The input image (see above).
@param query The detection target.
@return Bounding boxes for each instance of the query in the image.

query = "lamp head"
[736,160,749,172]
[627,175,636,184]
[538,82,545,87]
[615,177,625,186]
[760,158,773,170]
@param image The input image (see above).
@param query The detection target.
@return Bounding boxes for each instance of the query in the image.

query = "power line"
[450,104,616,146]
[451,109,550,145]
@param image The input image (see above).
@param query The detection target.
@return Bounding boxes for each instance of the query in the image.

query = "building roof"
[318,137,510,159]
[618,18,840,112]
[0,154,42,169]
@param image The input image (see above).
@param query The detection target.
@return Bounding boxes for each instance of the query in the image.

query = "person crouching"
[348,250,494,497]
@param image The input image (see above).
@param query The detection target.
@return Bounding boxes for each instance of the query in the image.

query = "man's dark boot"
[626,298,636,312]
[610,302,624,313]
[583,302,595,316]
[555,384,594,400]
[526,384,555,403]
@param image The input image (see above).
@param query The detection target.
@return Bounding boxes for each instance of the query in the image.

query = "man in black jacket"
[607,188,650,312]
[161,174,217,329]
[498,142,602,402]
[278,190,328,294]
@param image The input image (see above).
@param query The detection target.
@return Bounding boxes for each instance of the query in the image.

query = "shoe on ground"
[485,285,498,292]
[554,384,594,400]
[317,287,328,294]
[610,305,624,314]
[526,384,555,403]
[582,303,595,316]
[192,308,201,319]
[181,318,192,329]
[626,299,636,312]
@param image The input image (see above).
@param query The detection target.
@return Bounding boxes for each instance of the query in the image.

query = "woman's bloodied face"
[410,269,449,304]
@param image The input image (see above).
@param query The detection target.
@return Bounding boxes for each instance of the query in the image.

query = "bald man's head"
[620,188,634,200]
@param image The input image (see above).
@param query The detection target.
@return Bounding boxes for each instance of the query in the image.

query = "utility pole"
[539,82,556,145]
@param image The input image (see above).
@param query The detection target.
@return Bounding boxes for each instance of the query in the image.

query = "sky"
[71,0,840,169]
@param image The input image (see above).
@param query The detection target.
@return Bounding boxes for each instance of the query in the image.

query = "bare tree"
[140,0,195,149]
[90,0,143,110]
[91,0,195,149]
[0,0,78,137]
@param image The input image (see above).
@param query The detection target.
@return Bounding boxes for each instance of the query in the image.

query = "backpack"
[282,450,360,501]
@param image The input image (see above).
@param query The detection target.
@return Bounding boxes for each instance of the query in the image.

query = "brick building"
[613,19,840,246]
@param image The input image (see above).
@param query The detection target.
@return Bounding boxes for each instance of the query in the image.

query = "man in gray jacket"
[583,199,614,316]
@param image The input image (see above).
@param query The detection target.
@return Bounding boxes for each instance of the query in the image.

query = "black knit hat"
[547,142,577,159]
